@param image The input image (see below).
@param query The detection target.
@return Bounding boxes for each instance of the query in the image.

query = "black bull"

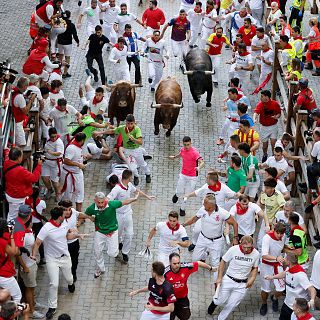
[184,48,214,108]
[151,78,183,137]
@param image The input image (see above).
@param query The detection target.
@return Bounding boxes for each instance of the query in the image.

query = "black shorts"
[170,297,191,320]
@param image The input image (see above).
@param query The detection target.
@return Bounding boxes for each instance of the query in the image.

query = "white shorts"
[87,143,102,159]
[245,178,260,198]
[15,121,26,146]
[260,262,285,292]
[42,160,61,182]
[19,263,38,288]
[260,124,278,142]
[140,310,170,320]
[58,44,72,56]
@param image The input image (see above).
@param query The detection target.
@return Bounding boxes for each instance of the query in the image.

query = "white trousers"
[94,230,119,272]
[117,210,134,255]
[123,147,151,177]
[189,27,201,47]
[115,66,131,82]
[140,310,170,320]
[210,55,221,83]
[5,195,26,221]
[192,219,202,245]
[171,40,187,63]
[46,256,73,308]
[257,220,267,254]
[175,173,198,210]
[200,26,214,49]
[15,121,26,147]
[260,263,285,292]
[60,169,84,204]
[103,23,117,44]
[229,66,251,96]
[192,233,224,281]
[148,61,164,89]
[219,117,239,140]
[0,276,22,303]
[50,27,66,54]
[214,275,247,320]
[158,248,179,267]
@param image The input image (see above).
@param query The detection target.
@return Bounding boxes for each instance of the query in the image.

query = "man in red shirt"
[12,205,32,250]
[4,147,42,221]
[253,90,281,162]
[294,78,317,128]
[207,26,232,87]
[164,252,214,320]
[142,0,165,38]
[238,18,256,51]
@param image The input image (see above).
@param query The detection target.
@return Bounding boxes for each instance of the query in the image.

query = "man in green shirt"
[238,142,260,201]
[85,191,138,278]
[226,155,247,193]
[106,114,151,186]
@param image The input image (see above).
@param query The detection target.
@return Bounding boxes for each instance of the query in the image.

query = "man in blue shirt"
[238,103,254,127]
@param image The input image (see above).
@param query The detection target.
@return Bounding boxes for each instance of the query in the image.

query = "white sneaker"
[31,310,45,319]
[35,302,47,309]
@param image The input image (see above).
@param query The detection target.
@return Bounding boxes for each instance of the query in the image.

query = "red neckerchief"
[239,51,251,56]
[92,96,103,105]
[125,126,134,134]
[258,35,264,39]
[236,201,248,215]
[47,134,61,142]
[50,88,59,93]
[294,36,303,40]
[123,32,132,37]
[115,43,124,51]
[194,8,202,12]
[208,181,221,192]
[55,105,68,113]
[288,264,306,274]
[297,313,314,320]
[239,244,254,254]
[95,199,109,210]
[267,231,282,241]
[117,182,128,190]
[53,68,61,75]
[90,112,96,118]
[175,16,187,26]
[71,140,83,149]
[50,219,61,227]
[166,221,180,234]
[290,225,303,236]
[151,36,160,43]
[263,48,271,52]
[284,43,292,50]
[206,7,212,14]
[233,93,243,101]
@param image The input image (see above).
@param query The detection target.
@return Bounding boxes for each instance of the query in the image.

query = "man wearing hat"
[310,108,320,129]
[12,204,32,249]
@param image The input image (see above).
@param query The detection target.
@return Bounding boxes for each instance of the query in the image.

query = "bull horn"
[131,83,143,88]
[183,70,194,75]
[172,103,183,108]
[204,71,215,75]
[150,102,161,108]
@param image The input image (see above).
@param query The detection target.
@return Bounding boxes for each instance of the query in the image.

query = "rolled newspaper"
[213,284,221,300]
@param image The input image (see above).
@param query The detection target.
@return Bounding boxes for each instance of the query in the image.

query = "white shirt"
[275,210,304,240]
[13,94,26,110]
[310,249,320,289]
[40,96,52,119]
[235,52,254,69]
[63,144,83,174]
[145,38,168,62]
[265,156,288,182]
[49,90,65,106]
[225,12,256,31]
[65,208,80,244]
[82,6,101,29]
[31,200,47,224]
[230,202,261,235]
[109,45,130,69]
[26,85,42,100]
[101,3,120,24]
[106,163,129,182]
[187,9,203,29]
[156,221,188,253]
[37,221,70,260]
[194,183,235,209]
[245,0,262,10]
[22,231,36,268]
[251,34,269,58]
[80,96,108,115]
[115,13,137,34]
[311,141,320,160]
[44,137,64,161]
[196,206,230,238]
[202,9,217,29]
[49,104,78,135]
[223,245,259,279]
[284,268,312,309]
[261,49,274,74]
[107,182,137,214]
[261,232,286,263]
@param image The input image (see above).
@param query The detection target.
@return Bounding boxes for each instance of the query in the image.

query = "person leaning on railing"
[3,147,42,222]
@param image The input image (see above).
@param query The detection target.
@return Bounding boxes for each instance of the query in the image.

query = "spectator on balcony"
[4,147,42,221]
[284,58,302,82]
[279,35,296,72]
[266,2,282,35]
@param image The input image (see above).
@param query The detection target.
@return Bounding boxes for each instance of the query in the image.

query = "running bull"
[151,77,183,137]
[183,48,215,108]
[107,81,141,125]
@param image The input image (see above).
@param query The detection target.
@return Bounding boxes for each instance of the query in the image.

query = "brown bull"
[107,81,141,125]
[151,78,183,137]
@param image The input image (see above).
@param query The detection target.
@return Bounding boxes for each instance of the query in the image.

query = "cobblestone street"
[1,0,320,319]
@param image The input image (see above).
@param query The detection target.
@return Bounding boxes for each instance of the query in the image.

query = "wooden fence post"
[285,81,299,133]
[271,41,280,100]
[294,110,308,155]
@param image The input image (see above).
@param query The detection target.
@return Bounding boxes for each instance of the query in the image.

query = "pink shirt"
[180,146,202,177]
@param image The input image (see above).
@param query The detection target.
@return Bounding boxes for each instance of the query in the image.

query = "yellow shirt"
[220,0,233,10]
[260,190,286,222]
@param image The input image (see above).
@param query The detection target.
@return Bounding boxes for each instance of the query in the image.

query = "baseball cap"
[18,204,32,218]
[298,78,308,88]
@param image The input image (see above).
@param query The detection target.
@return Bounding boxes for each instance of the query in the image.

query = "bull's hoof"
[194,99,200,104]
[154,131,159,135]
[206,102,211,108]
[165,131,171,137]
